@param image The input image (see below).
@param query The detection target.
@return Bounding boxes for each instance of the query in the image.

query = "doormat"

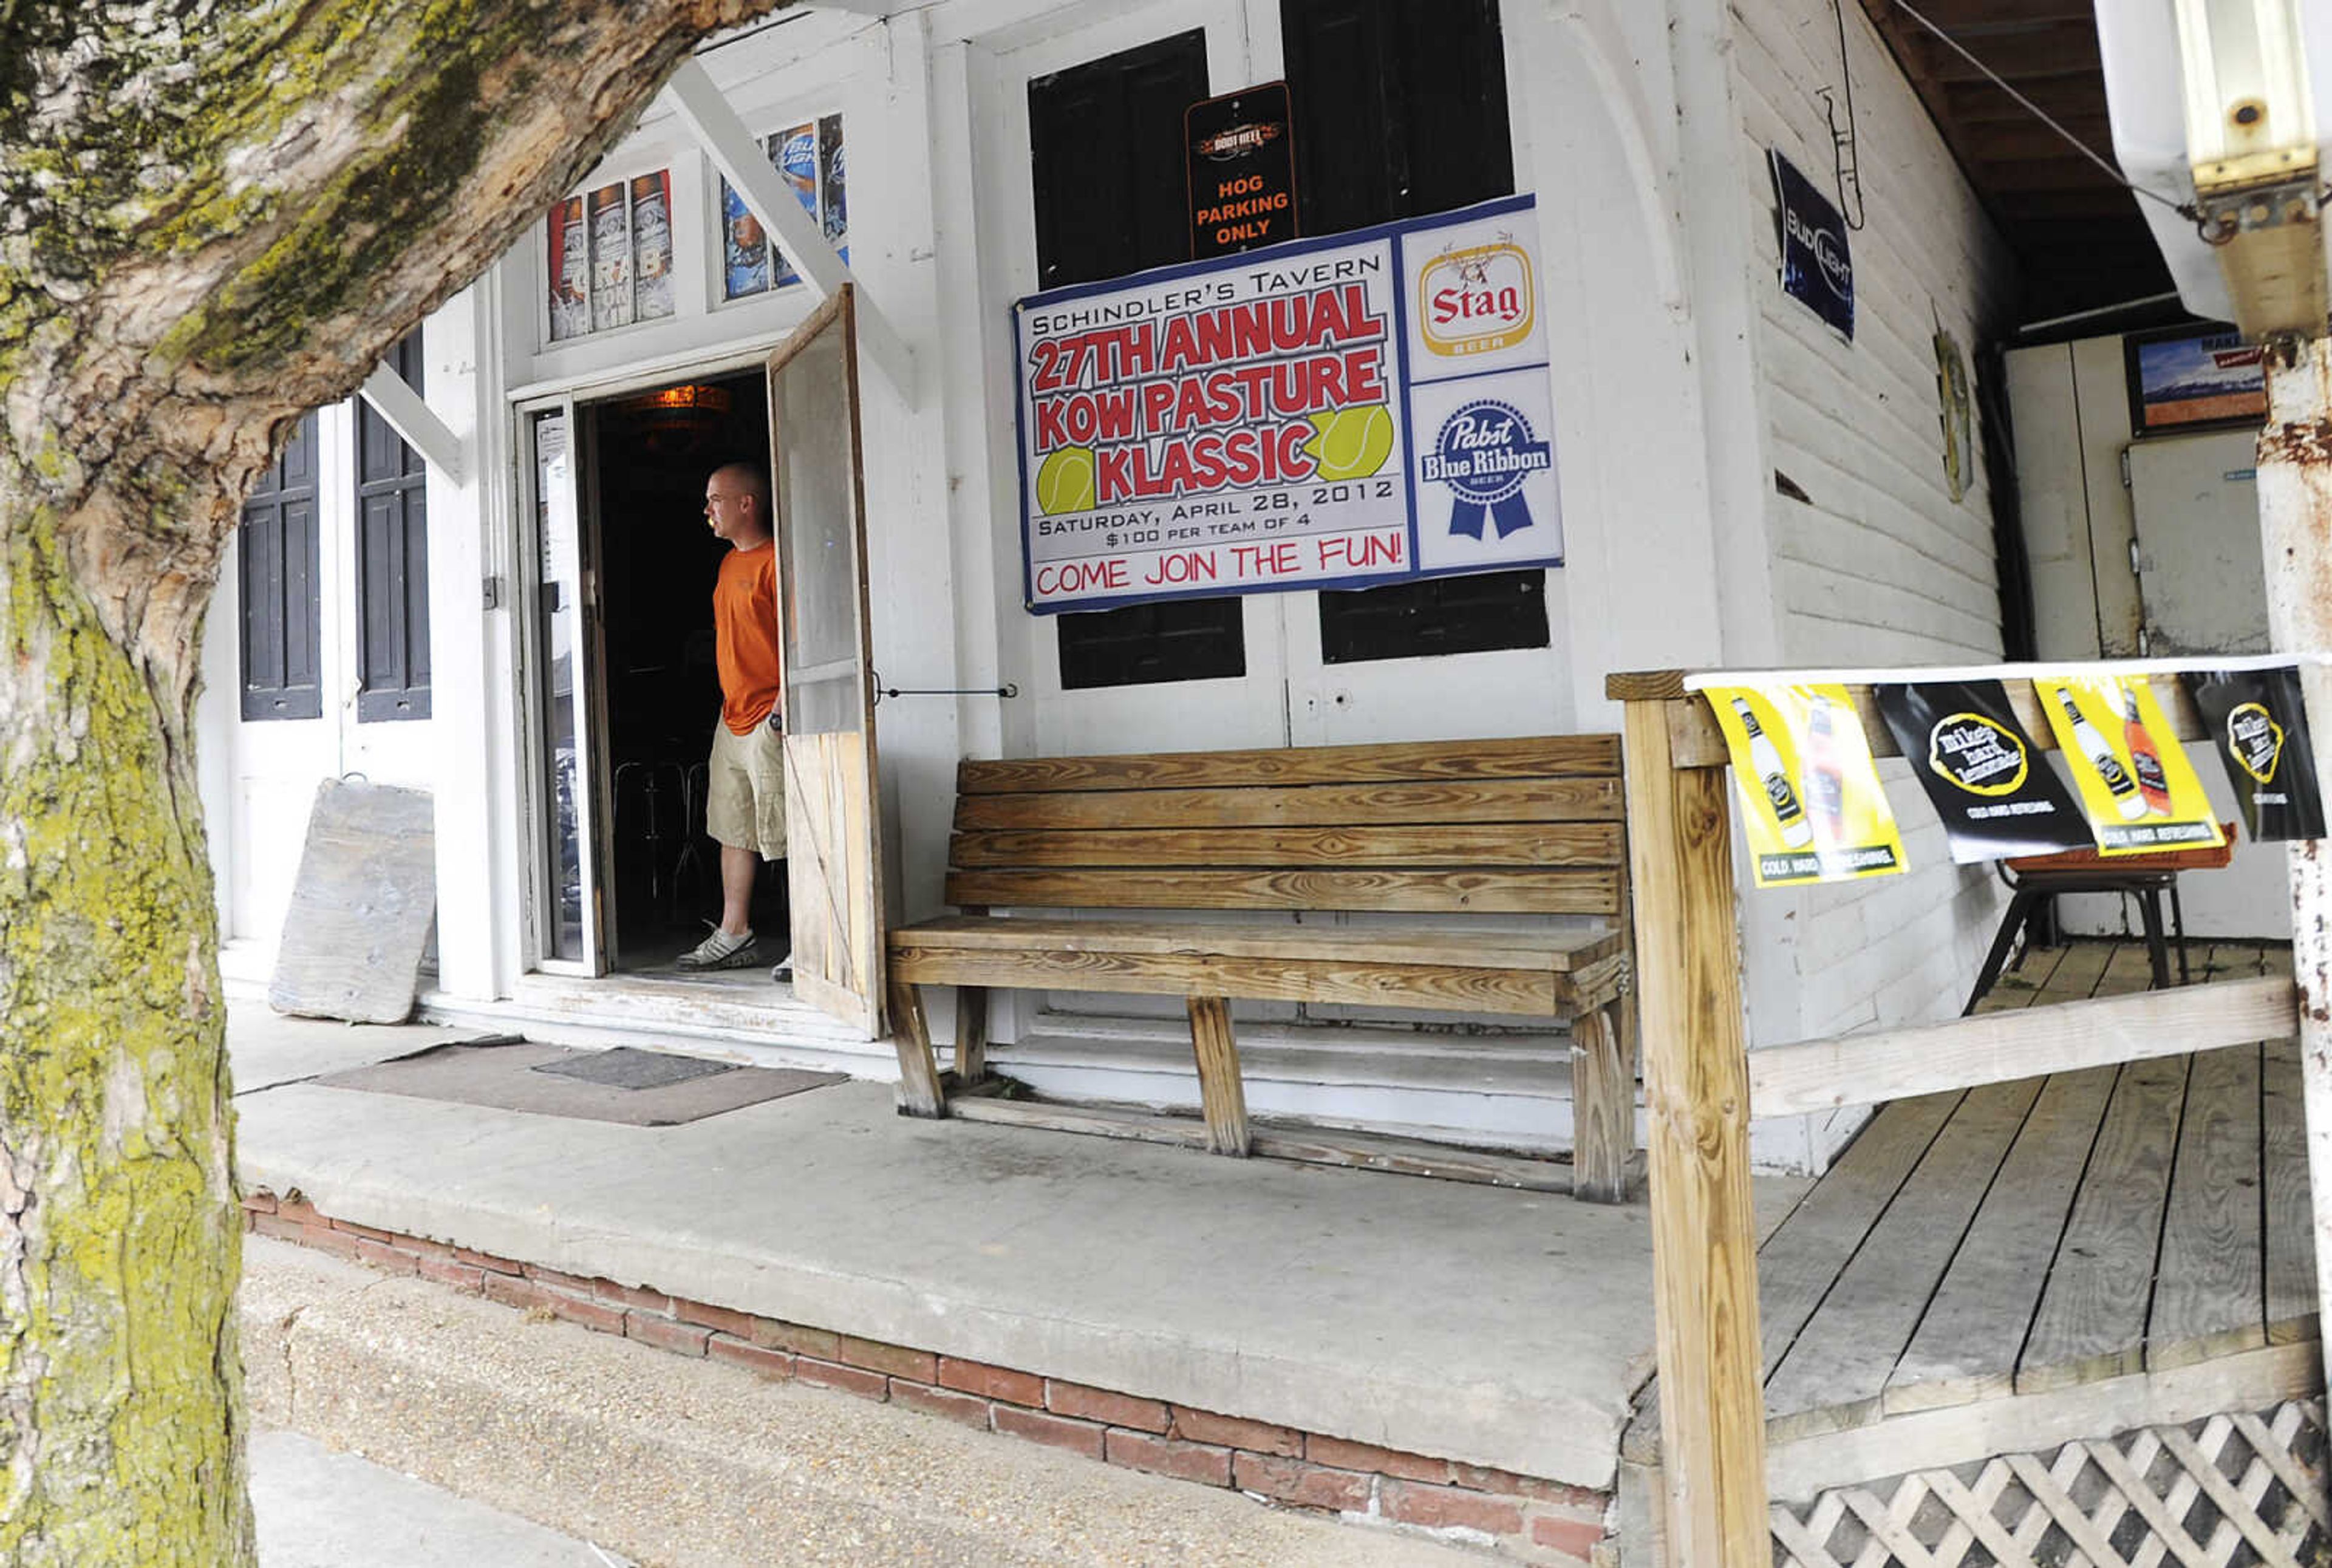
[315,1040,845,1127]
[533,1046,735,1091]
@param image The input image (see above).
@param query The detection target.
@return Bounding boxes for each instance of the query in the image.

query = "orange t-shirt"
[714,542,782,735]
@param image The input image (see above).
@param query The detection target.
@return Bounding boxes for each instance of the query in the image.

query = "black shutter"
[1030,30,1247,689]
[356,330,432,721]
[1285,0,1548,666]
[239,412,323,721]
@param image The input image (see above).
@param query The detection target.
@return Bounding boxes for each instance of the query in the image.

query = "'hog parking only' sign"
[1014,194,1562,613]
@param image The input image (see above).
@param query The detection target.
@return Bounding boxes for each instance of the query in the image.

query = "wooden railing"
[1608,667,2306,1567]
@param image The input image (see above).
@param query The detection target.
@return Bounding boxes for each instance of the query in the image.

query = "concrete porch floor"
[228,1005,1805,1496]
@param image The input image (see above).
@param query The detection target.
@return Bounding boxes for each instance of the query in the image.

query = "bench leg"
[887,980,947,1118]
[1186,996,1252,1157]
[954,986,990,1083]
[1572,1001,1632,1203]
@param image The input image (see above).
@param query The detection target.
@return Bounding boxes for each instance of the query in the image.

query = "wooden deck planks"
[2030,939,2113,1006]
[2017,1054,2191,1393]
[1629,940,2299,1459]
[2149,1042,2266,1371]
[1754,1093,1963,1383]
[1883,1066,2119,1416]
[2262,1036,2318,1345]
[1761,1080,2044,1440]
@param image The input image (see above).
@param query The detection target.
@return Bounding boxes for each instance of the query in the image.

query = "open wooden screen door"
[767,286,887,1037]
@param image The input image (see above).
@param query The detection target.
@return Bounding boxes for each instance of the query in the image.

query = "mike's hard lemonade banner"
[1872,678,2088,864]
[1015,195,1562,612]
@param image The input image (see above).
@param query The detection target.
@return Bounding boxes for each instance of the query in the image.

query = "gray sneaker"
[769,953,793,984]
[676,926,759,970]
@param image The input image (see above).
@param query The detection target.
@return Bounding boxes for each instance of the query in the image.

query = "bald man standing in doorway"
[677,460,790,982]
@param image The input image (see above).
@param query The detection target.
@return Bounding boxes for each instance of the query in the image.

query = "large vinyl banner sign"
[1015,194,1562,613]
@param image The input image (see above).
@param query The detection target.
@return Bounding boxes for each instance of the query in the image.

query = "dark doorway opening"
[587,370,789,973]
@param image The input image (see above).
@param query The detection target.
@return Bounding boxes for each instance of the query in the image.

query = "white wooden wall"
[1723,0,2018,1168]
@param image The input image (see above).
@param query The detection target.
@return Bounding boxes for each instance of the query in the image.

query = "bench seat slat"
[945,867,1621,916]
[959,735,1620,794]
[950,823,1624,869]
[953,778,1621,831]
[887,944,1567,1015]
[890,915,1623,972]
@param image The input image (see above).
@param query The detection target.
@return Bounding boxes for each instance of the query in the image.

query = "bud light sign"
[1770,150,1854,341]
[1015,193,1561,613]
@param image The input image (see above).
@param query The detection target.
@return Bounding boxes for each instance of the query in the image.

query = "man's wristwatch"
[766,709,784,734]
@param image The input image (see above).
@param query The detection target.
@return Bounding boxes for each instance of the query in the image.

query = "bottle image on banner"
[2121,687,2172,815]
[2054,686,2145,820]
[1733,697,1815,848]
[1804,694,1847,847]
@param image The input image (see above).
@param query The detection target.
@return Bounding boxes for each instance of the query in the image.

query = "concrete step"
[241,1236,1490,1568]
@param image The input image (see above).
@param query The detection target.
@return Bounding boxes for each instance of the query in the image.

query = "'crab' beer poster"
[1872,678,2088,863]
[2033,673,2223,854]
[1702,683,1905,888]
[1015,194,1562,612]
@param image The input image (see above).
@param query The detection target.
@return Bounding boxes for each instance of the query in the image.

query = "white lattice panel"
[1771,1400,2329,1568]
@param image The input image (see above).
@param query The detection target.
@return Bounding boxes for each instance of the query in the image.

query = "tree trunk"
[0,2,778,1557]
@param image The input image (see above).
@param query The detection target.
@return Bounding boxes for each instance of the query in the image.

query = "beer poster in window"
[1873,679,2088,863]
[1186,83,1296,261]
[546,196,590,343]
[1703,683,1905,888]
[2033,673,2223,854]
[1015,194,1560,612]
[586,181,633,333]
[2183,665,2326,840]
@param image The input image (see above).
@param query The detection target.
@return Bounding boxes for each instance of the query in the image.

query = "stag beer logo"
[2229,702,2286,784]
[1419,242,1533,357]
[1926,713,2029,796]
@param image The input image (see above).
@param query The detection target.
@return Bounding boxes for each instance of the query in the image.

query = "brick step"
[244,1207,1611,1566]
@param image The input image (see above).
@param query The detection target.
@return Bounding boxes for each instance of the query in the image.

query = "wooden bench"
[883,735,1638,1201]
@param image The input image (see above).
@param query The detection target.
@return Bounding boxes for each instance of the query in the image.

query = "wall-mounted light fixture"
[2100,0,2330,339]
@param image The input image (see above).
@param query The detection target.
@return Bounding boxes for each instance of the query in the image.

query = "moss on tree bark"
[0,1,781,1558]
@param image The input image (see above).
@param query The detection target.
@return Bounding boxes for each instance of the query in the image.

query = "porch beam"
[358,364,466,485]
[2258,335,2332,1390]
[801,0,913,13]
[658,58,918,404]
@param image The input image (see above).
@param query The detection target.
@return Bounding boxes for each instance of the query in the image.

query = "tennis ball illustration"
[1306,404,1396,480]
[1035,446,1097,514]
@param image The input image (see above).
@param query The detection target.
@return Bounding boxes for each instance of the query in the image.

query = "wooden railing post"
[1612,672,1769,1566]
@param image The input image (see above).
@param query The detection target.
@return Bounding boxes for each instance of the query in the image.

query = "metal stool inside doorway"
[1961,827,2237,1015]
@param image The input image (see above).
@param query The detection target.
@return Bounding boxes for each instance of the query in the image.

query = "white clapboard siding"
[1728,0,2019,1168]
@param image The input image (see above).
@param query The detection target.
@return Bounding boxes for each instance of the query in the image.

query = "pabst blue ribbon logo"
[1421,400,1552,540]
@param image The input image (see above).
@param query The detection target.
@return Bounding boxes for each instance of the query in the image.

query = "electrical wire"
[1823,0,1868,230]
[1884,0,2192,217]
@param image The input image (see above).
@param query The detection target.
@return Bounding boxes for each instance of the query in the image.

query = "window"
[239,411,322,721]
[547,168,676,342]
[1030,30,1249,689]
[356,330,431,721]
[1283,0,1549,664]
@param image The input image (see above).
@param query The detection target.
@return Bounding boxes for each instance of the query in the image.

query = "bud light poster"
[2033,673,2223,854]
[2183,665,2326,841]
[1872,680,2088,863]
[1770,150,1853,341]
[1700,682,1905,888]
[1014,193,1561,612]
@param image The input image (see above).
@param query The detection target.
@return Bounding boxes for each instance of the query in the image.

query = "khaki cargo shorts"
[706,717,788,859]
